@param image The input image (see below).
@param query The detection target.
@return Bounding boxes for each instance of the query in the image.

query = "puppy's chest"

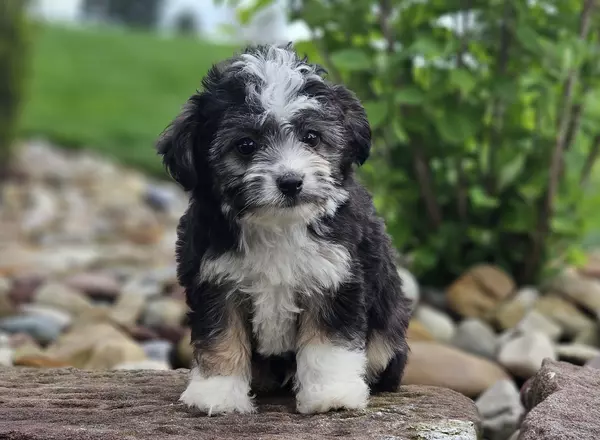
[201,227,351,355]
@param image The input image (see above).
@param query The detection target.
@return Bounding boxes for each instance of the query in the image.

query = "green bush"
[0,0,30,171]
[233,0,600,286]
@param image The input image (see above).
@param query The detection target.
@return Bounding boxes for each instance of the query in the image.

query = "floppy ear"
[332,84,372,166]
[156,99,202,191]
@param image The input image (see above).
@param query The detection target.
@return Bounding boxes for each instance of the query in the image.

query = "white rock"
[498,331,556,378]
[516,310,562,341]
[414,305,456,342]
[397,266,419,311]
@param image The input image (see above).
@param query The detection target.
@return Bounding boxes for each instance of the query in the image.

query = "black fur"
[158,43,411,412]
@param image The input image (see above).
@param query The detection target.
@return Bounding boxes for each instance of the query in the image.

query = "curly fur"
[156,43,411,416]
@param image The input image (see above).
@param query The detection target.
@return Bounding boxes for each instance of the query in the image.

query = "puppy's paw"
[296,377,369,414]
[295,343,370,414]
[179,372,255,416]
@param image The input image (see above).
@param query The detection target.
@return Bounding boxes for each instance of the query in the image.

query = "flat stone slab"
[520,360,600,440]
[0,367,480,440]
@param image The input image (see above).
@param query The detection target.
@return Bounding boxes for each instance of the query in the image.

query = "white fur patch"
[234,46,322,121]
[179,368,254,416]
[200,223,351,356]
[295,342,369,414]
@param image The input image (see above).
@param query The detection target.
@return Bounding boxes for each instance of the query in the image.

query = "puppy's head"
[157,43,371,225]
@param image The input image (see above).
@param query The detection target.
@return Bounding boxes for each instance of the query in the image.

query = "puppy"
[157,43,411,416]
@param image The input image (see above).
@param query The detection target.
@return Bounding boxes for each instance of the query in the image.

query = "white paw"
[295,343,369,414]
[179,370,255,416]
[296,377,369,414]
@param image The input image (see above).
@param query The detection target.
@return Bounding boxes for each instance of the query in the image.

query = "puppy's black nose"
[277,174,303,197]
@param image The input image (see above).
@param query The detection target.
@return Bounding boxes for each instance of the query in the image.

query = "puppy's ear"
[332,84,371,166]
[156,100,201,191]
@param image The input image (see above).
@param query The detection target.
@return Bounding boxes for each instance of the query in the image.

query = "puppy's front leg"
[180,285,253,416]
[295,310,369,414]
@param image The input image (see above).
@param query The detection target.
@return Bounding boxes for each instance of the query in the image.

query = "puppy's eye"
[302,131,320,147]
[236,138,257,156]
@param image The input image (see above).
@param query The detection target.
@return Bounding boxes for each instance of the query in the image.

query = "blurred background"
[1,1,600,438]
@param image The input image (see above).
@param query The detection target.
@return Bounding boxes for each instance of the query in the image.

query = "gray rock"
[0,368,482,440]
[452,318,498,359]
[0,315,65,344]
[498,331,556,379]
[20,304,72,329]
[141,339,173,363]
[414,305,456,342]
[475,379,524,440]
[516,310,562,341]
[556,343,600,365]
[519,360,600,440]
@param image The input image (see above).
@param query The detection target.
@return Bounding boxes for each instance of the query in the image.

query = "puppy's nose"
[277,173,304,197]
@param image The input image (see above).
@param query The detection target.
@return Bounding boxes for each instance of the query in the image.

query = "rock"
[13,355,72,368]
[397,266,420,311]
[11,334,44,361]
[516,310,562,342]
[141,339,173,363]
[0,277,15,318]
[112,360,171,370]
[20,184,59,239]
[0,368,482,440]
[121,275,163,299]
[120,206,164,245]
[556,343,600,365]
[534,294,595,338]
[33,282,94,316]
[519,360,600,440]
[109,292,147,327]
[407,320,435,341]
[154,324,186,343]
[20,304,72,329]
[45,323,147,369]
[64,272,121,300]
[475,379,524,440]
[452,319,498,360]
[546,269,600,315]
[128,325,160,341]
[498,331,556,379]
[447,264,516,320]
[494,287,539,330]
[585,355,600,369]
[0,314,65,344]
[420,286,447,311]
[7,273,44,305]
[0,333,13,367]
[508,431,520,440]
[574,325,600,346]
[143,298,187,328]
[414,305,456,342]
[176,327,193,368]
[402,341,510,398]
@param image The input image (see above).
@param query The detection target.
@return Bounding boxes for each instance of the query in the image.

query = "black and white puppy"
[157,43,411,416]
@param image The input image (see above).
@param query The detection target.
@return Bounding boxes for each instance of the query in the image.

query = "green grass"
[19,25,240,176]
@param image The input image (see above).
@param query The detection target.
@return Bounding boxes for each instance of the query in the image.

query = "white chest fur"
[200,223,351,355]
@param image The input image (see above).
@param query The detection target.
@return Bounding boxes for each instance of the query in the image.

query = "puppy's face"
[157,44,371,225]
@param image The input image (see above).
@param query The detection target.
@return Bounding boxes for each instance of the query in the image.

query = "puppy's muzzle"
[277,172,304,197]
